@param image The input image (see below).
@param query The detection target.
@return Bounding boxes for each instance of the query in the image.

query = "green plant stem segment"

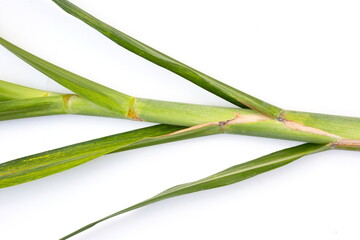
[0,80,61,101]
[60,143,329,240]
[1,2,359,239]
[1,91,359,187]
[51,0,283,118]
[2,80,360,148]
[0,94,358,148]
[0,94,125,121]
[2,39,360,148]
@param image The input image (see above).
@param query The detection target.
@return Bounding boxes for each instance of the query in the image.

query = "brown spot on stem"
[336,139,360,147]
[126,97,143,121]
[277,109,287,121]
[62,94,76,113]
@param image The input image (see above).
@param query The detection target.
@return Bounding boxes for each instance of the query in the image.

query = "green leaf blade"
[0,125,178,188]
[0,123,222,188]
[51,0,282,118]
[60,143,330,239]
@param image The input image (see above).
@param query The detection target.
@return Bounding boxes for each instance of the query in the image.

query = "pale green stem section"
[0,80,61,101]
[2,37,356,145]
[3,89,360,147]
[133,98,352,144]
[284,110,360,140]
[1,78,359,145]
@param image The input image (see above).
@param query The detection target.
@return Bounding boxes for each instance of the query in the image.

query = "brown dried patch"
[164,112,270,137]
[336,139,360,147]
[62,94,76,112]
[283,120,340,139]
[226,113,270,125]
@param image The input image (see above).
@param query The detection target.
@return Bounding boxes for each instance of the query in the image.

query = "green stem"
[0,33,359,147]
[4,38,350,145]
[133,97,360,146]
[0,94,124,121]
[2,85,360,149]
[2,3,358,147]
[0,80,61,101]
[0,96,66,120]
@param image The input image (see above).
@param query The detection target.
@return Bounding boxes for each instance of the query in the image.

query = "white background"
[1,0,360,239]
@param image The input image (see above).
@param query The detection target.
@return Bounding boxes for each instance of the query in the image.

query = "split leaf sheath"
[2,90,360,146]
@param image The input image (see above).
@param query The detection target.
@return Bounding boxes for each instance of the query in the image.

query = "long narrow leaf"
[60,143,330,239]
[0,38,132,116]
[0,123,222,188]
[52,0,283,118]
